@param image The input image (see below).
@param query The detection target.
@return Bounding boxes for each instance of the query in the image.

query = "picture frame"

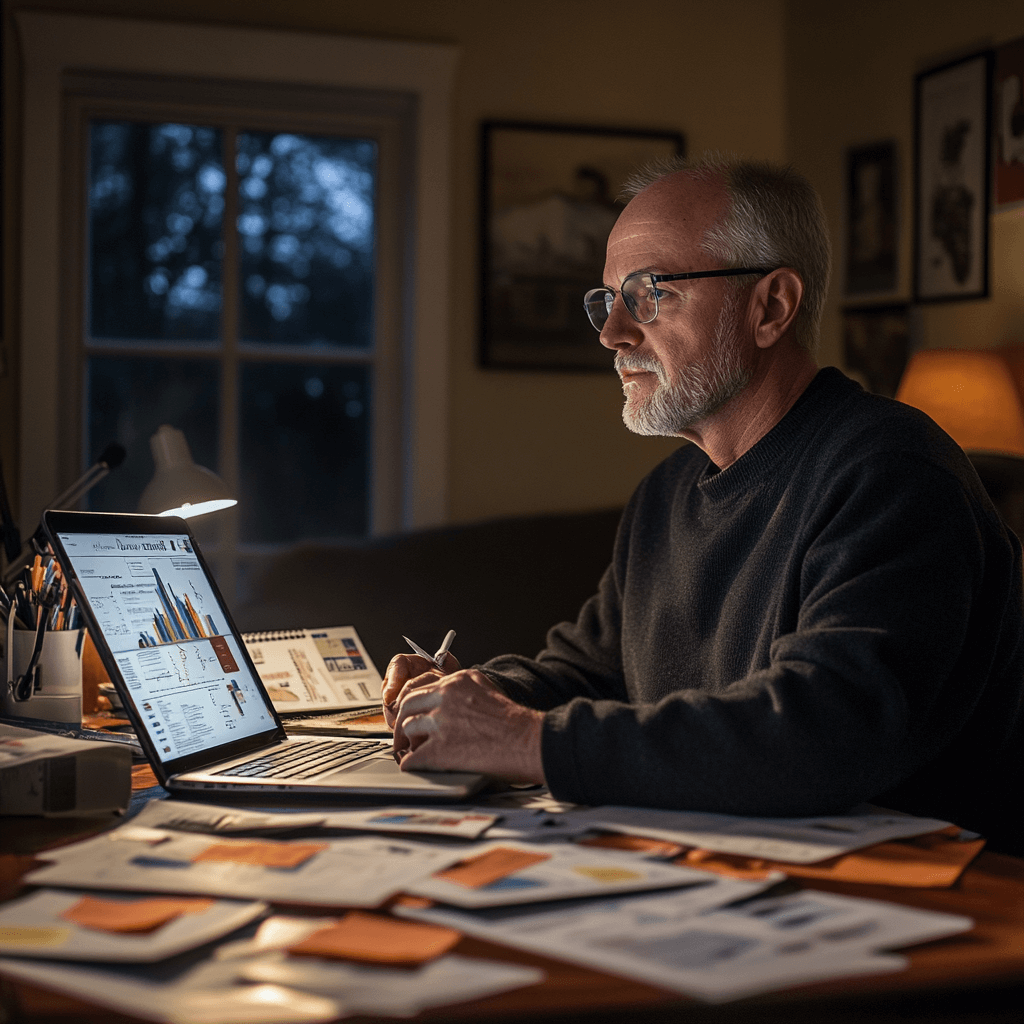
[913,51,993,303]
[843,141,898,299]
[841,304,912,399]
[994,36,1024,210]
[479,120,685,371]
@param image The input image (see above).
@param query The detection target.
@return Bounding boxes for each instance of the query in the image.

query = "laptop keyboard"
[215,739,383,780]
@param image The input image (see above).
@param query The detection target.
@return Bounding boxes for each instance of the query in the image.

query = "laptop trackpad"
[345,755,402,775]
[337,757,482,788]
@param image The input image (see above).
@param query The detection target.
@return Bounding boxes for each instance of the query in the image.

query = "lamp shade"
[137,425,237,519]
[895,349,1024,458]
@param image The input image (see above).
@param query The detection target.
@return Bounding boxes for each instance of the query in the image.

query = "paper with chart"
[24,827,467,908]
[403,841,737,907]
[400,881,971,1002]
[221,915,545,1017]
[0,953,340,1024]
[242,627,382,712]
[55,528,276,762]
[0,943,541,1024]
[131,797,498,840]
[238,952,545,1018]
[0,889,267,962]
[571,805,955,864]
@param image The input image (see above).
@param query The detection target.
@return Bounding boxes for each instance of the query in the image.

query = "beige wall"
[2,0,787,525]
[7,1,1023,529]
[786,0,1024,371]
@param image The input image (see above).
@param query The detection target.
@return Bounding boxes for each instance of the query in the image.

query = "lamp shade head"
[138,425,237,519]
[895,349,1024,458]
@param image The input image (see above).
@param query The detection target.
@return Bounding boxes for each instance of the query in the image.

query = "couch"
[233,508,623,673]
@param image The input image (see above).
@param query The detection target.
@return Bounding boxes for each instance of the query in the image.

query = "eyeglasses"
[583,267,775,331]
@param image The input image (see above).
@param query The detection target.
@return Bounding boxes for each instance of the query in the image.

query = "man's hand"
[388,665,546,784]
[382,651,462,729]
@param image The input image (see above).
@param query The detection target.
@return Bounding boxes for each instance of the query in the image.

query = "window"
[16,13,456,603]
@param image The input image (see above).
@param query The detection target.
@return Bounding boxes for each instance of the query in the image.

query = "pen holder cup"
[1,628,85,724]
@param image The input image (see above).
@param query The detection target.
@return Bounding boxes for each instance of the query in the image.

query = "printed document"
[131,797,498,840]
[0,889,266,962]
[573,805,954,863]
[400,880,971,1002]
[405,840,751,908]
[24,827,466,908]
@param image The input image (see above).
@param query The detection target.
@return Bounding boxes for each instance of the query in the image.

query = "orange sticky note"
[434,847,550,888]
[192,840,327,869]
[392,894,435,911]
[62,896,215,934]
[288,911,460,964]
[580,832,685,859]
[782,828,985,887]
[676,849,778,880]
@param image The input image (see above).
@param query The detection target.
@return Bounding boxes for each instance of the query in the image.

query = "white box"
[0,723,131,815]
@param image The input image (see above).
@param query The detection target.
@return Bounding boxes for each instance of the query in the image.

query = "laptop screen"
[55,527,277,763]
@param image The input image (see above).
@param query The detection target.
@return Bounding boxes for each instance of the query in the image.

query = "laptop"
[43,510,486,800]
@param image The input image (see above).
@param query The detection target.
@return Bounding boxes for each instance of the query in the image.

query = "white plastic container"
[1,628,85,724]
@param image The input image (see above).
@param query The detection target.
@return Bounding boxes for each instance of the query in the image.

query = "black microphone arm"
[47,443,126,512]
[2,443,126,583]
[0,455,22,565]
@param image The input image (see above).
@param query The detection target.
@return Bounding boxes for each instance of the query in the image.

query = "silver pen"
[402,629,456,671]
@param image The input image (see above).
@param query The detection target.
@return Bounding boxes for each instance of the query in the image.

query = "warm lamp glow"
[895,349,1024,458]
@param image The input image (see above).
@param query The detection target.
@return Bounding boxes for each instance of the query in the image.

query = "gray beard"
[617,290,751,436]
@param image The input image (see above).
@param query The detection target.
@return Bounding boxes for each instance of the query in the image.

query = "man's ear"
[751,268,803,350]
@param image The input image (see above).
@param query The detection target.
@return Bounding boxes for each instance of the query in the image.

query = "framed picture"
[844,141,898,298]
[994,36,1024,210]
[842,304,911,399]
[479,120,684,370]
[913,51,993,302]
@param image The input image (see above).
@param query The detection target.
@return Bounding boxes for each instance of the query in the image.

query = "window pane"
[239,363,369,542]
[237,131,376,347]
[86,356,220,513]
[89,121,224,340]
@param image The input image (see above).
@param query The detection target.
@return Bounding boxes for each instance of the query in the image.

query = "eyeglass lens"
[584,290,614,331]
[584,273,659,331]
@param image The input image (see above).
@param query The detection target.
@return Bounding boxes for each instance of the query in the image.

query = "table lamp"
[137,425,237,519]
[895,347,1024,537]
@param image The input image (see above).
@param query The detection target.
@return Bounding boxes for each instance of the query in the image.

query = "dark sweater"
[483,368,1024,854]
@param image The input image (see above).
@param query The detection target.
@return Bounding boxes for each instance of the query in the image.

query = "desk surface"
[2,805,1023,1024]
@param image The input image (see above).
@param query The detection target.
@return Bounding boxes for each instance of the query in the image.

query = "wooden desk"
[2,810,1023,1024]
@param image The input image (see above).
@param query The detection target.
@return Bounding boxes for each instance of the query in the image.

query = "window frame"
[62,76,414,595]
[15,12,456,547]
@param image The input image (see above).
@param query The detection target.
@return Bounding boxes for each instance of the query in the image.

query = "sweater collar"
[697,367,857,499]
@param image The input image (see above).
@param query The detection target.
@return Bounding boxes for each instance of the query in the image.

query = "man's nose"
[598,294,642,351]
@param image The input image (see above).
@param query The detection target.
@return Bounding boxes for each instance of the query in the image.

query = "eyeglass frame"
[584,266,777,331]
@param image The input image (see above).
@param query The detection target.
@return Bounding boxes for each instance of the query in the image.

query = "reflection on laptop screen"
[58,530,274,762]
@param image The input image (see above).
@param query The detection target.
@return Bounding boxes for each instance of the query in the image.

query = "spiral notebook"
[241,627,388,734]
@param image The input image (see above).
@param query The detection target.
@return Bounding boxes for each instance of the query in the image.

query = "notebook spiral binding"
[242,629,307,643]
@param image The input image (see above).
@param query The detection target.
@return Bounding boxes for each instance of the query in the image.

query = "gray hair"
[620,155,831,351]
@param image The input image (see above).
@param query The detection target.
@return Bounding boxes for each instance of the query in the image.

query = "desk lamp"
[137,425,236,519]
[895,347,1024,538]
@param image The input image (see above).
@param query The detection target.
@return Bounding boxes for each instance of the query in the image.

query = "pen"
[403,629,456,671]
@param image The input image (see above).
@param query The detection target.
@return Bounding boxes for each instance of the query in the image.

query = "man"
[383,156,1024,854]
